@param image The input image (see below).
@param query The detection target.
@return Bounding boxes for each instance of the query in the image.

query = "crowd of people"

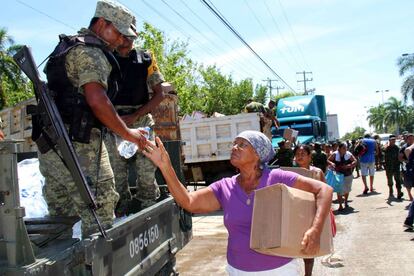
[273,132,414,231]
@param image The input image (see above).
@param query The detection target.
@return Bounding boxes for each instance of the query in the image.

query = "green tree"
[401,106,414,133]
[0,27,32,109]
[253,84,268,104]
[137,22,200,115]
[367,104,386,133]
[273,91,302,105]
[342,126,366,141]
[198,65,254,115]
[397,54,414,103]
[384,96,407,135]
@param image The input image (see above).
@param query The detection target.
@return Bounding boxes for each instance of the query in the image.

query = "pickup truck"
[0,92,192,275]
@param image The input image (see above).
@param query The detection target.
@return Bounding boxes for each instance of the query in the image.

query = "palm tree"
[367,104,386,133]
[384,97,407,135]
[397,55,414,103]
[0,27,24,109]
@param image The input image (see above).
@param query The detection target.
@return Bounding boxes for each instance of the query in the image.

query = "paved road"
[175,170,414,275]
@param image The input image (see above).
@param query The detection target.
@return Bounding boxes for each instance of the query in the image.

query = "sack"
[326,169,344,193]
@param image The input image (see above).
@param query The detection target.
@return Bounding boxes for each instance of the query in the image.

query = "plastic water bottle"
[117,139,138,159]
[138,126,151,140]
[116,127,151,159]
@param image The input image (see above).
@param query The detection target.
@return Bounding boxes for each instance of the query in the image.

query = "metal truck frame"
[0,46,192,275]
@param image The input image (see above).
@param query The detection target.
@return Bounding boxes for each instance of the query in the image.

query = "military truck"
[0,47,192,275]
[272,95,328,146]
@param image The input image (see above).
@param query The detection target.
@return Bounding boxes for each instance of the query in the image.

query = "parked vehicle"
[179,112,261,184]
[272,95,329,146]
[0,47,191,275]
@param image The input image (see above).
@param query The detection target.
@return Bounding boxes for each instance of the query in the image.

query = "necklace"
[238,174,261,205]
[246,195,253,205]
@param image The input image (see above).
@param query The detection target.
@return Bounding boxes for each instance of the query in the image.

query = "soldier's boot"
[115,200,130,217]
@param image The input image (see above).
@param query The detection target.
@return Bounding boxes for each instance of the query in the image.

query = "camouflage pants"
[105,113,160,216]
[261,117,273,140]
[39,128,119,236]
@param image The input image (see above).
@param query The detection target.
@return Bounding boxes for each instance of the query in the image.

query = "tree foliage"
[397,55,414,103]
[136,22,261,116]
[366,96,413,134]
[273,91,302,105]
[0,27,33,109]
[341,126,366,141]
[367,104,386,133]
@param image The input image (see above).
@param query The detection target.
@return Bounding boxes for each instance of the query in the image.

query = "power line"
[262,78,279,99]
[178,0,267,78]
[262,0,302,70]
[160,0,260,79]
[243,0,297,72]
[276,0,311,70]
[296,71,313,94]
[14,0,76,31]
[200,0,296,92]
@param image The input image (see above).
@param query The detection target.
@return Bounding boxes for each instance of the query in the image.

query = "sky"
[2,0,414,137]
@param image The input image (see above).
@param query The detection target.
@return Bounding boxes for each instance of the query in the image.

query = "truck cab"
[272,95,328,147]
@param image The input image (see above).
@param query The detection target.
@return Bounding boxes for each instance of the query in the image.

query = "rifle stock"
[13,46,107,238]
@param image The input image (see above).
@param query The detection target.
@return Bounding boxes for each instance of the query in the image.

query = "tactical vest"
[45,34,121,142]
[112,49,152,107]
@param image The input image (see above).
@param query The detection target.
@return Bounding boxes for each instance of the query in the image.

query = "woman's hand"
[142,136,171,169]
[301,226,321,255]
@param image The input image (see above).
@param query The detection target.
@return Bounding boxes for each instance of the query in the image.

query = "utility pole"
[262,78,278,99]
[275,85,285,96]
[296,71,313,94]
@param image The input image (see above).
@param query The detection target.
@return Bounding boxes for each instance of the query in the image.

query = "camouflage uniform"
[106,50,163,215]
[384,144,402,195]
[39,28,119,236]
[244,102,272,140]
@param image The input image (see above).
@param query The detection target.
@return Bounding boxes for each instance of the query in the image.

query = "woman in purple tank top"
[144,131,333,275]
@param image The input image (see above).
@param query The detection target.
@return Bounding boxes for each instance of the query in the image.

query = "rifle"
[13,45,108,239]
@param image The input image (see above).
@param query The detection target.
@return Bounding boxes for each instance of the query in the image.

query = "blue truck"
[272,95,328,147]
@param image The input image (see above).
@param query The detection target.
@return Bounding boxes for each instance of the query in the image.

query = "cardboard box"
[280,167,316,179]
[283,128,298,142]
[250,183,333,258]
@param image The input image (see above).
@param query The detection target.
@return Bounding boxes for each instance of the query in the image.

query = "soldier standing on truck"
[105,23,165,216]
[244,99,273,140]
[267,100,280,130]
[39,0,147,236]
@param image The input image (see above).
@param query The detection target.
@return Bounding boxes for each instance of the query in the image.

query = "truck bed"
[179,113,261,163]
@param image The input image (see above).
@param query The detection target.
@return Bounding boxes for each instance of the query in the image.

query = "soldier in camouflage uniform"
[384,135,403,198]
[244,99,273,140]
[105,30,164,216]
[39,0,147,236]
